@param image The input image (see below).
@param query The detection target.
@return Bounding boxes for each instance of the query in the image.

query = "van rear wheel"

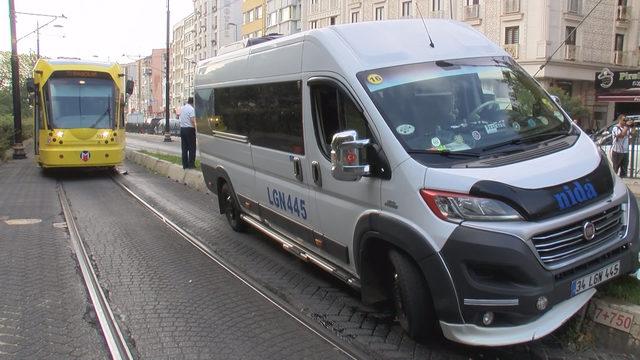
[220,182,247,232]
[389,249,438,341]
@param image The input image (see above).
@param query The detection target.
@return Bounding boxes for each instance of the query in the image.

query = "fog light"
[482,311,494,326]
[536,296,548,311]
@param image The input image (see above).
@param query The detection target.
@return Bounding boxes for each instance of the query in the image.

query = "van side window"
[197,82,304,154]
[310,83,371,157]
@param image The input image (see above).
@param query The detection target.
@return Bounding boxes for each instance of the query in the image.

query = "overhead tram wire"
[533,0,605,77]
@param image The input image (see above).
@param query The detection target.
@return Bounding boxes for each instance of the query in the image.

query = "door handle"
[292,156,303,182]
[311,161,322,187]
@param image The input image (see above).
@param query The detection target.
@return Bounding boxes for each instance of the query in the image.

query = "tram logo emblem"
[80,151,91,162]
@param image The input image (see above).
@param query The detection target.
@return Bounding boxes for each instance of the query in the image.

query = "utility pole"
[9,0,25,159]
[164,0,172,142]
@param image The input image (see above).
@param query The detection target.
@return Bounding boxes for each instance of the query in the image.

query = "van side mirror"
[126,80,134,95]
[26,78,35,94]
[331,130,371,181]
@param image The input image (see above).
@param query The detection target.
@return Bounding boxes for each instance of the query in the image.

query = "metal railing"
[616,5,630,21]
[463,4,480,20]
[595,131,640,178]
[503,0,520,14]
[565,44,579,61]
[503,43,519,58]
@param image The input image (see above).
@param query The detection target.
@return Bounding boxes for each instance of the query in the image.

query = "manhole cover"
[52,222,68,229]
[5,219,42,225]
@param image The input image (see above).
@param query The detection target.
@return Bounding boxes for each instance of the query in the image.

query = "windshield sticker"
[431,137,441,147]
[454,135,464,144]
[527,118,537,128]
[512,122,521,131]
[367,74,383,85]
[472,131,482,141]
[484,120,506,134]
[396,124,415,135]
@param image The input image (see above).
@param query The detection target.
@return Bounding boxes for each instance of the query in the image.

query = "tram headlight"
[56,131,64,138]
[97,130,110,139]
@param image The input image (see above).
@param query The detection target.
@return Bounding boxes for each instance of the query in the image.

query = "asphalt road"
[126,133,182,156]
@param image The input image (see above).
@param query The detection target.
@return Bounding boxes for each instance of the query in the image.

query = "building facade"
[243,0,266,38]
[265,0,302,35]
[300,0,640,129]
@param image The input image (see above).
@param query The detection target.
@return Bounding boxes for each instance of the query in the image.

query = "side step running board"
[240,214,361,290]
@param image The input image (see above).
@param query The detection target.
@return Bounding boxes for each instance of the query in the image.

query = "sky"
[0,0,194,63]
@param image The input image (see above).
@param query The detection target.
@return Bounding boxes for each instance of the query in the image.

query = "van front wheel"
[220,182,247,232]
[389,249,438,341]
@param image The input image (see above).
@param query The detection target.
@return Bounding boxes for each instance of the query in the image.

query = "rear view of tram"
[26,59,134,168]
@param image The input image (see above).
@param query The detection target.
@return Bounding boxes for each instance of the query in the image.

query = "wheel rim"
[223,193,237,225]
[392,272,409,331]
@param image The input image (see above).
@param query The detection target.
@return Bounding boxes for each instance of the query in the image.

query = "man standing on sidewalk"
[611,114,633,178]
[179,97,196,169]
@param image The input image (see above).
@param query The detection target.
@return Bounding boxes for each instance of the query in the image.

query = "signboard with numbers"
[590,300,635,333]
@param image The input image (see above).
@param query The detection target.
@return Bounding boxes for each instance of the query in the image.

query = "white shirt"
[179,103,195,128]
[612,125,630,154]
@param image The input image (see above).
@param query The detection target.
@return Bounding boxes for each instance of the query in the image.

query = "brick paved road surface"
[116,159,638,360]
[0,158,107,359]
[61,172,350,360]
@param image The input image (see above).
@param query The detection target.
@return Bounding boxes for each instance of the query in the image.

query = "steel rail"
[58,183,134,360]
[111,175,366,360]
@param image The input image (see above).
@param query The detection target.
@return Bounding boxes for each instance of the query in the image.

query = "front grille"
[531,205,624,266]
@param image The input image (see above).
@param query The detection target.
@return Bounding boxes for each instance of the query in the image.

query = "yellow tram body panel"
[30,59,129,168]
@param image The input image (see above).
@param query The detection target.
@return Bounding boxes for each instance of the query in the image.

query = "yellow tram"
[26,59,133,168]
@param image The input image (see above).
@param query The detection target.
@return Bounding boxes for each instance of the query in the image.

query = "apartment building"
[265,0,302,35]
[301,0,640,129]
[242,0,266,38]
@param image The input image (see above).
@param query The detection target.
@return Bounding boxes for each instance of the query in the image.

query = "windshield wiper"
[482,131,569,152]
[409,150,481,158]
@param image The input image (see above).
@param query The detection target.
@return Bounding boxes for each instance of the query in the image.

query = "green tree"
[547,87,590,126]
[0,51,38,118]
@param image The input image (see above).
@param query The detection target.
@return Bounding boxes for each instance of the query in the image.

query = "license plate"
[571,261,620,296]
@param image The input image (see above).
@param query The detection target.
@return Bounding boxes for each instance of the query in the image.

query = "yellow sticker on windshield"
[367,74,383,85]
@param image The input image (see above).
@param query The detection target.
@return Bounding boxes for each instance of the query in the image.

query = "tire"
[388,249,438,341]
[220,182,247,232]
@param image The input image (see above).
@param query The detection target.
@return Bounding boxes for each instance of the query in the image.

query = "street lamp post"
[164,0,172,142]
[227,23,238,42]
[8,0,25,159]
[16,12,66,59]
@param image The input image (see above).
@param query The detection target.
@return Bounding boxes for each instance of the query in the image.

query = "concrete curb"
[125,149,209,193]
[584,295,640,354]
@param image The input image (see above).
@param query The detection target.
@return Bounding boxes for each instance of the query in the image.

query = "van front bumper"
[439,288,595,347]
[433,192,640,346]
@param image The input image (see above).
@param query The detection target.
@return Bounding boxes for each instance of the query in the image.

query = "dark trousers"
[612,151,629,178]
[180,127,196,169]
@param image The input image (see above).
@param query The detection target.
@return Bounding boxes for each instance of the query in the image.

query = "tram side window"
[209,81,303,154]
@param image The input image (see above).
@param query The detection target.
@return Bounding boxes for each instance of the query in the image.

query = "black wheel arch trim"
[201,163,238,214]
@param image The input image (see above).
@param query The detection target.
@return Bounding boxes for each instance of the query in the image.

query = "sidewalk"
[0,148,107,358]
[623,178,640,198]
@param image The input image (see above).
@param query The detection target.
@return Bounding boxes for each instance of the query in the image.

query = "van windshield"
[358,57,572,159]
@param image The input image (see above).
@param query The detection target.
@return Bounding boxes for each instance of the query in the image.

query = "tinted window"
[196,81,303,154]
[310,83,371,157]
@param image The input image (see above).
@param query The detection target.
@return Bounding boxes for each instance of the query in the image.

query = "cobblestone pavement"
[0,158,107,359]
[116,159,638,360]
[60,171,351,359]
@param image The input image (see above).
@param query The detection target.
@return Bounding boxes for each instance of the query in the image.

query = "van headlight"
[420,189,523,222]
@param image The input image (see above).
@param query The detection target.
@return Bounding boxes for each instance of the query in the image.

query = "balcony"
[614,50,625,65]
[616,5,630,21]
[503,43,519,59]
[564,44,579,61]
[503,0,520,14]
[565,0,581,15]
[463,4,480,20]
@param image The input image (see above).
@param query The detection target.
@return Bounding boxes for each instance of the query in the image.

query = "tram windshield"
[46,77,116,129]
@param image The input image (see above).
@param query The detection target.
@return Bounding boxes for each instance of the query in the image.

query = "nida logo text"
[553,181,598,210]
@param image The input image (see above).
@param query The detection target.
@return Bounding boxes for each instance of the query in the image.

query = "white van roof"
[196,19,506,87]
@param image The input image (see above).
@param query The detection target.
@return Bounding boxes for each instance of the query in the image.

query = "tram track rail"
[58,181,134,360]
[109,175,367,360]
